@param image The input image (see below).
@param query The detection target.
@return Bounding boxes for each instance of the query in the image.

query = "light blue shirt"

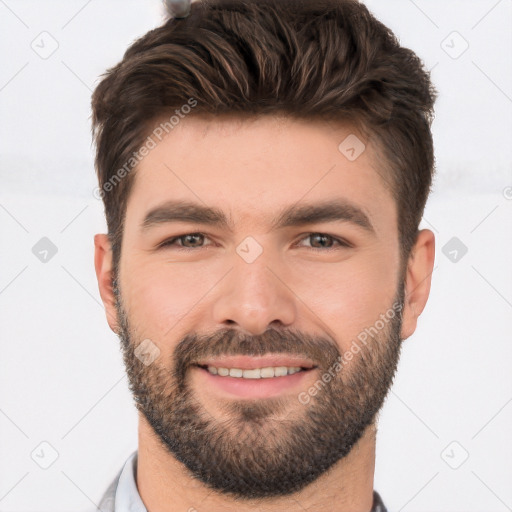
[108,450,147,512]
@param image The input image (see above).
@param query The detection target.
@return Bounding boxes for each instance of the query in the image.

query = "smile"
[200,365,309,378]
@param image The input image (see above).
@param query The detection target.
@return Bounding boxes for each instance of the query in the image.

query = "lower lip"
[192,366,315,399]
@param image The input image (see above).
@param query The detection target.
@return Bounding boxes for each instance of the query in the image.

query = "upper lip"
[195,355,317,370]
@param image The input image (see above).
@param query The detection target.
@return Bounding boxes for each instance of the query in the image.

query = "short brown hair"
[91,0,437,276]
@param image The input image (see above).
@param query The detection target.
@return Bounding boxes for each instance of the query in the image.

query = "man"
[91,0,437,510]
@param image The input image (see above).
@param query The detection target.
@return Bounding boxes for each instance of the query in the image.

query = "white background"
[0,1,511,511]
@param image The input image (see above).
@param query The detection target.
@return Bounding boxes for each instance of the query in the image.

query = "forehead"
[125,115,396,235]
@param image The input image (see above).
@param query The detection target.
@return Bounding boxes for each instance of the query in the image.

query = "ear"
[94,233,119,334]
[400,229,436,340]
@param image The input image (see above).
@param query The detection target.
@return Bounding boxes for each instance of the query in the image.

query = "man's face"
[112,115,405,498]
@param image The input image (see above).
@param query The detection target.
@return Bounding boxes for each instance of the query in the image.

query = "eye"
[296,233,351,250]
[158,232,351,251]
[158,232,211,250]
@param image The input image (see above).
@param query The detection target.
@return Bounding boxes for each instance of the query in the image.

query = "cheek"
[291,247,398,351]
[120,258,222,337]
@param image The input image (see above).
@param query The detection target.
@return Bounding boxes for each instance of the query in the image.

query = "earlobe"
[94,233,119,334]
[400,229,436,340]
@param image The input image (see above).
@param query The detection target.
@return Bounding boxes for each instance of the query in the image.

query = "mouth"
[191,355,318,399]
[194,354,317,377]
[195,364,315,379]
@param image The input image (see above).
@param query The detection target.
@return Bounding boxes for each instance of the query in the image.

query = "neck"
[136,414,377,512]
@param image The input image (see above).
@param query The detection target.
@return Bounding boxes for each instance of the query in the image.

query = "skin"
[94,114,435,512]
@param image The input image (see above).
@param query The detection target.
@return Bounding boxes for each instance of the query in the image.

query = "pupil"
[313,234,331,248]
[186,234,202,247]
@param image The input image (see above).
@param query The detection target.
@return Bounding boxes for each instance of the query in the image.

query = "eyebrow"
[140,198,375,235]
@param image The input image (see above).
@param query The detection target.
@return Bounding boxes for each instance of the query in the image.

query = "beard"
[113,276,405,500]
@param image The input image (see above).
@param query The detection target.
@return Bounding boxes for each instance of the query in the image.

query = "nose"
[211,251,297,336]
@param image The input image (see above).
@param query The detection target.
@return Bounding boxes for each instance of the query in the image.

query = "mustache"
[172,327,341,380]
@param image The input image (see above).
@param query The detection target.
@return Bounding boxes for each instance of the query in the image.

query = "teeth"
[260,367,275,378]
[242,368,261,379]
[206,366,303,378]
[274,366,288,377]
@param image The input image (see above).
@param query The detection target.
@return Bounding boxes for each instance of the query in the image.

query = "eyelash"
[158,232,351,251]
